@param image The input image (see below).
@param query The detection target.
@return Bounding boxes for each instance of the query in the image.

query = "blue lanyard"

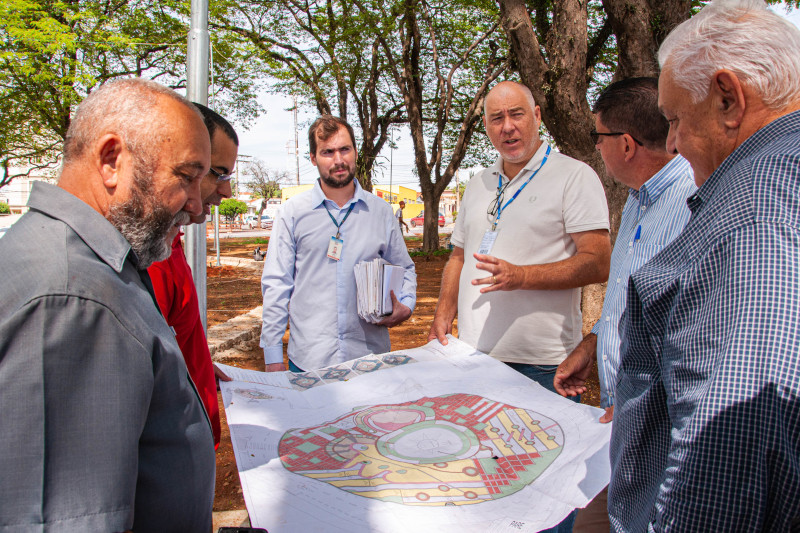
[324,202,355,239]
[493,145,551,230]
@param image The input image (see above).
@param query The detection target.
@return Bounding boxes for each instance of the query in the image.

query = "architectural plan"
[219,336,612,532]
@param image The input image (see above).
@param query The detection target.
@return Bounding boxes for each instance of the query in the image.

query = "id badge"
[327,236,343,260]
[477,230,498,255]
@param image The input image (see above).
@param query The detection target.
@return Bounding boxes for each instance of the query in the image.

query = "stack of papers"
[353,258,404,323]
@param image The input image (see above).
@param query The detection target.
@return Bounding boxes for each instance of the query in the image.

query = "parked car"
[244,214,273,230]
[409,211,445,228]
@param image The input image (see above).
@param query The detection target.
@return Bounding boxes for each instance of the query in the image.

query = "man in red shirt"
[148,104,238,448]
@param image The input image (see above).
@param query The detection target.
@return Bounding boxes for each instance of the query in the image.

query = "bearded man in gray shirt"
[0,79,216,531]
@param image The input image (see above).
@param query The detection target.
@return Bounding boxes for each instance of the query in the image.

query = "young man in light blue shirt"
[260,116,416,372]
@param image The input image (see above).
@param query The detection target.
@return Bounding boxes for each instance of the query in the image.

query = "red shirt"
[148,234,220,447]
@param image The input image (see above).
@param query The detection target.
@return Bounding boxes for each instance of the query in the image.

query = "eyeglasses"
[590,130,643,146]
[209,167,232,182]
[487,180,512,218]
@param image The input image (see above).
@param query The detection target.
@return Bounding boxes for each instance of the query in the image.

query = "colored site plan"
[219,337,611,533]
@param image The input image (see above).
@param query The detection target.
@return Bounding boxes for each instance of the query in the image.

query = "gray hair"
[658,0,800,109]
[63,78,201,166]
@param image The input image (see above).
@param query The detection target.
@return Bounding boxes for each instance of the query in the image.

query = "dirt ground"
[205,237,601,511]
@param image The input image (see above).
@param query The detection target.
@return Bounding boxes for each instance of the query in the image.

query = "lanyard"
[324,202,356,239]
[493,145,551,230]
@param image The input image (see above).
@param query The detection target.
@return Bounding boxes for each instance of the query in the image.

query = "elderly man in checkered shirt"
[608,0,800,530]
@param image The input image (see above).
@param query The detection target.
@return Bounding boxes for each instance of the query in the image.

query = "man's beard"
[108,166,191,269]
[320,165,355,189]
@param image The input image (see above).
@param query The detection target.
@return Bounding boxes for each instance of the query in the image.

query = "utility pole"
[185,0,209,330]
[293,93,300,185]
[389,127,394,204]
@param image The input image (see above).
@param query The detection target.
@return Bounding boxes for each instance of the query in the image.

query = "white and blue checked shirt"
[609,110,800,531]
[591,156,695,408]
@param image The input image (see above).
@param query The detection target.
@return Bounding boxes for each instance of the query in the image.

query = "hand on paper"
[471,253,524,293]
[377,291,412,327]
[427,316,452,345]
[553,335,596,398]
[266,362,287,372]
[214,364,232,385]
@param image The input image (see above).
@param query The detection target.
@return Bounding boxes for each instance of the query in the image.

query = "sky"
[231,6,800,192]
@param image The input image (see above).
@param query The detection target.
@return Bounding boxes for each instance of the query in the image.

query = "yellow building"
[373,185,422,218]
[281,184,314,202]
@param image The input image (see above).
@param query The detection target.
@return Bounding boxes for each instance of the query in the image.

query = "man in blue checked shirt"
[554,77,696,531]
[607,0,800,530]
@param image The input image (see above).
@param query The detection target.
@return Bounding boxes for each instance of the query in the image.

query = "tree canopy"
[0,0,261,188]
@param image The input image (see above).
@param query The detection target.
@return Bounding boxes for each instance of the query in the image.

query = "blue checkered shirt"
[609,110,800,531]
[592,156,695,408]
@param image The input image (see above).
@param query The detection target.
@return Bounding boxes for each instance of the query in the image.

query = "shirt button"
[616,278,621,283]
[602,354,608,361]
[641,206,647,211]
[605,316,610,322]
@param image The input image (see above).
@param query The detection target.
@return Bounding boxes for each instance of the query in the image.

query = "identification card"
[478,230,498,255]
[327,236,343,260]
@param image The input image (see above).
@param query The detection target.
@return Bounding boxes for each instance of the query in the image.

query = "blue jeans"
[505,362,581,404]
[506,362,579,532]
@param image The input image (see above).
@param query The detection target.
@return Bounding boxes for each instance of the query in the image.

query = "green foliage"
[0,0,262,188]
[218,198,247,221]
[0,201,10,214]
[409,248,452,258]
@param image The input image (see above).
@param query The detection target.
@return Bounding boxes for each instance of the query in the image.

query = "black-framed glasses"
[209,167,232,182]
[590,130,643,146]
[487,180,511,218]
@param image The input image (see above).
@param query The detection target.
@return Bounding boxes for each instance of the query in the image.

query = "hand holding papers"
[354,258,405,323]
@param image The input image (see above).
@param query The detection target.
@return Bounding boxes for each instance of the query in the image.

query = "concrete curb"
[208,305,263,358]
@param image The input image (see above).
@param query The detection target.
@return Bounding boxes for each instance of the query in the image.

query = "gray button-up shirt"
[0,182,215,532]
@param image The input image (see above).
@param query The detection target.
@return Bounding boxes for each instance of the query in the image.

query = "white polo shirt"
[451,143,609,365]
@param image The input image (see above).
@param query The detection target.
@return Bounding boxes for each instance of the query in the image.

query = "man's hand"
[554,334,597,397]
[600,406,614,424]
[213,364,231,384]
[377,291,412,327]
[427,316,452,345]
[472,253,525,293]
[266,362,287,372]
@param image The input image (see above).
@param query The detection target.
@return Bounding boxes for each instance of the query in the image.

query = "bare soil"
[206,237,600,511]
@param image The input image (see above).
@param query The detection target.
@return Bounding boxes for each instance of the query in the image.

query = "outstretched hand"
[553,338,595,398]
[471,253,525,293]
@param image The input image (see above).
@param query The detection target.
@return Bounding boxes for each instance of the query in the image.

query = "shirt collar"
[633,155,692,205]
[310,177,366,209]
[27,181,132,273]
[489,142,551,183]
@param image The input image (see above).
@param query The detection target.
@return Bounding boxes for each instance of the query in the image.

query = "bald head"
[59,78,210,268]
[483,81,543,177]
[483,81,537,117]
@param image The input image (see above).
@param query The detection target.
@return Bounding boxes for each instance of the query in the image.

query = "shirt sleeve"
[384,207,417,311]
[652,222,800,529]
[0,295,151,530]
[562,161,610,234]
[260,209,297,364]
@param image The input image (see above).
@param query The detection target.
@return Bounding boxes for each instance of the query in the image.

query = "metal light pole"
[185,0,210,330]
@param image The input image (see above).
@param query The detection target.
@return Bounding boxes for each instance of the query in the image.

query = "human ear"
[97,134,124,189]
[712,69,746,129]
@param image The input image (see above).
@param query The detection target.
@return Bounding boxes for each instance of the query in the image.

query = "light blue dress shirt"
[591,155,695,407]
[260,179,416,370]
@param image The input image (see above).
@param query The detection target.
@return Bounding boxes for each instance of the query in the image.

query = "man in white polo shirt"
[429,80,611,397]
